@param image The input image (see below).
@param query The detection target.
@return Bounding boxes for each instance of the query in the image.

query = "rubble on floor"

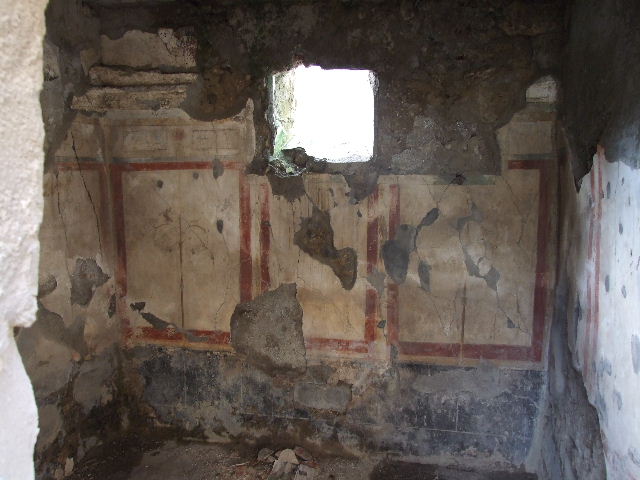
[65,435,539,480]
[258,446,318,479]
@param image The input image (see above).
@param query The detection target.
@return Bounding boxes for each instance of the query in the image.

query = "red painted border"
[305,337,369,354]
[400,341,461,357]
[139,326,230,345]
[393,160,552,362]
[108,159,243,347]
[108,155,552,361]
[239,172,252,302]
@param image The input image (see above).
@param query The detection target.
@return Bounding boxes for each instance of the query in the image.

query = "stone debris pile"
[258,446,318,480]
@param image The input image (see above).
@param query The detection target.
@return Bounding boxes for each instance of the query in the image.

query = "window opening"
[271,65,375,169]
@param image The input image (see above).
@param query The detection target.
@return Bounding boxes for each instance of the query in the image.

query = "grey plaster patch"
[343,167,378,203]
[212,158,224,179]
[463,252,500,292]
[411,363,507,401]
[70,258,109,306]
[38,274,58,298]
[37,404,64,449]
[382,241,409,284]
[230,283,306,375]
[599,357,612,376]
[108,294,116,318]
[419,208,440,227]
[613,390,623,410]
[594,392,608,423]
[130,301,146,312]
[418,260,431,292]
[366,268,386,294]
[73,354,115,413]
[294,382,352,412]
[382,224,416,284]
[35,302,86,354]
[455,203,483,231]
[631,335,640,374]
[294,207,357,290]
[267,172,306,202]
[141,311,171,330]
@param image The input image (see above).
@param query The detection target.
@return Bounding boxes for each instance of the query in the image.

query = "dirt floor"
[65,435,537,480]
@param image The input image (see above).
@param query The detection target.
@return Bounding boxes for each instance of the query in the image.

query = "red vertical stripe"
[260,182,271,293]
[530,163,551,361]
[365,186,379,344]
[387,184,401,346]
[239,173,252,302]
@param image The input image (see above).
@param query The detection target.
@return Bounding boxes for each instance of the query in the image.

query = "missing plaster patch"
[272,65,375,163]
[70,258,109,306]
[294,207,358,290]
[382,224,417,284]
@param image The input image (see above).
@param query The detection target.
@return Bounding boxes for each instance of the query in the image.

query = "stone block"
[89,66,197,87]
[526,76,558,104]
[230,284,307,375]
[72,86,189,112]
[293,382,352,413]
[100,29,196,70]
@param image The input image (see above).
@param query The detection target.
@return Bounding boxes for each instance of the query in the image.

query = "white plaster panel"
[180,170,240,332]
[123,170,182,328]
[396,172,539,348]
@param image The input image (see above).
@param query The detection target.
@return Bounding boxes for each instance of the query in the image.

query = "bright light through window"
[272,65,375,163]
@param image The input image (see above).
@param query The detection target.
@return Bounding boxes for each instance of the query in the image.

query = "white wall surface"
[0,1,47,479]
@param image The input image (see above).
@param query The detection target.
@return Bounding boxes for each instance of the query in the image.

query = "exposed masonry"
[230,283,307,375]
[55,0,566,200]
[134,345,545,468]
